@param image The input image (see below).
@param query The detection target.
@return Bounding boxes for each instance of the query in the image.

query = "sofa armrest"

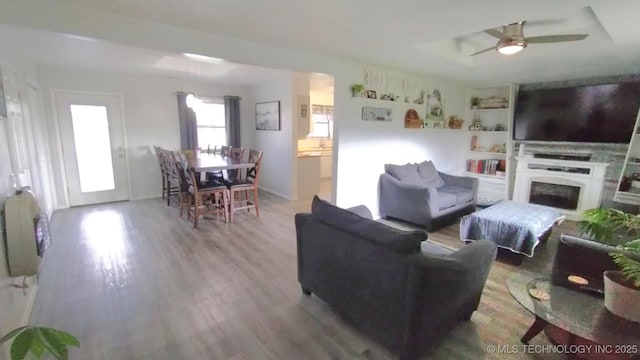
[406,240,496,326]
[379,173,439,222]
[439,172,479,192]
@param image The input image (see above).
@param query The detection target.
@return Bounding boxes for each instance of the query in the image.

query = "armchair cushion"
[385,163,423,186]
[436,189,457,210]
[417,161,445,188]
[439,185,475,204]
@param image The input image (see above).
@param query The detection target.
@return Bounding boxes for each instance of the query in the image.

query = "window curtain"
[177,92,198,150]
[224,95,241,147]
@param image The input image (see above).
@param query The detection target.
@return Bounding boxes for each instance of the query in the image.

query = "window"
[308,104,333,138]
[193,99,226,149]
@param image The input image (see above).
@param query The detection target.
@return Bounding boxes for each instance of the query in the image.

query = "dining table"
[190,153,255,180]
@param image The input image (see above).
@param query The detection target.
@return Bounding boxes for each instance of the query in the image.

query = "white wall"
[333,64,473,215]
[37,67,254,204]
[0,57,51,358]
[251,78,295,199]
[0,1,477,214]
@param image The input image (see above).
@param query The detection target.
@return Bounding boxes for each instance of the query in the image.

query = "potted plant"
[350,84,364,98]
[578,208,640,322]
[0,326,79,359]
[470,96,479,109]
[605,240,640,322]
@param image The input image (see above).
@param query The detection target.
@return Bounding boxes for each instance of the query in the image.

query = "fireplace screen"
[529,181,580,210]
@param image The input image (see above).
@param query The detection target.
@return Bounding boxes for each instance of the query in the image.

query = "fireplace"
[513,157,609,220]
[529,181,580,210]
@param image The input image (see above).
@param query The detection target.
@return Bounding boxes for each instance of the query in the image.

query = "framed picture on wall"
[256,101,281,130]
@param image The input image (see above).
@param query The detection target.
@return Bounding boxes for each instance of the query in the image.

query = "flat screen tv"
[513,82,640,143]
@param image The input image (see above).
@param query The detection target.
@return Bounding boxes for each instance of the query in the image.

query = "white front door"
[55,91,129,206]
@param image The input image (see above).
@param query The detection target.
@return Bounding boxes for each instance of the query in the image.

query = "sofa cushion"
[439,185,474,204]
[436,189,457,210]
[385,163,423,186]
[421,241,454,256]
[311,196,425,254]
[417,161,445,188]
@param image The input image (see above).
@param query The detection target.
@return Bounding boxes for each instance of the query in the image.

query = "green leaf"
[0,326,27,345]
[28,335,45,359]
[39,328,79,347]
[35,328,63,359]
[11,328,35,360]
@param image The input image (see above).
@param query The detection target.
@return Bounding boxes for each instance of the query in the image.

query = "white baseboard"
[257,186,292,200]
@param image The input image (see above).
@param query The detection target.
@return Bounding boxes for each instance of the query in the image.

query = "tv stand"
[533,153,591,162]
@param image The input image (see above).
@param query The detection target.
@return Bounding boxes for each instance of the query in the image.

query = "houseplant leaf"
[10,328,35,360]
[611,239,640,288]
[34,328,64,359]
[0,326,27,345]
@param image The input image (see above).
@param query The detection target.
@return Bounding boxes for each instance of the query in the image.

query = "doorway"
[54,91,129,206]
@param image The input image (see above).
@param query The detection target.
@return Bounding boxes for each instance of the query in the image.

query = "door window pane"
[70,105,115,193]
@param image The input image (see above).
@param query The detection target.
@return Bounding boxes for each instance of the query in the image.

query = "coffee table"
[460,201,564,258]
[507,271,640,359]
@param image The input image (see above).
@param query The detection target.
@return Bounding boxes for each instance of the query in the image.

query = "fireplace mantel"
[512,156,609,220]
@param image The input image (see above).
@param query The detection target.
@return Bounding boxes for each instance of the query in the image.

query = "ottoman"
[460,200,564,257]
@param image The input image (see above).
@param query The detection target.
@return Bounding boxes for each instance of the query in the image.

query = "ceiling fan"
[469,21,588,56]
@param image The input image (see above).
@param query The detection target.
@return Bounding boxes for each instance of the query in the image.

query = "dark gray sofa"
[379,161,478,232]
[296,196,497,360]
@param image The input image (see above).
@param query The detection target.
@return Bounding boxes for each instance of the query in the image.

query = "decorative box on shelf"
[477,97,509,109]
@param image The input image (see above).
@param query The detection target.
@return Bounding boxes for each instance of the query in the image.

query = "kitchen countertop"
[297,148,332,158]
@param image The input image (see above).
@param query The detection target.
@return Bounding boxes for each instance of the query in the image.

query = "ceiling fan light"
[496,39,527,55]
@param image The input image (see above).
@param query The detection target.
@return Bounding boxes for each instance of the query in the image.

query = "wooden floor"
[30,192,577,360]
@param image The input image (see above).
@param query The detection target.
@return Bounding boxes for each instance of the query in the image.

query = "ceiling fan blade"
[469,47,495,57]
[485,28,509,40]
[526,34,588,43]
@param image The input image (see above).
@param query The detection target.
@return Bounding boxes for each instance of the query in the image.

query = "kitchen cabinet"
[297,156,321,199]
[320,154,332,178]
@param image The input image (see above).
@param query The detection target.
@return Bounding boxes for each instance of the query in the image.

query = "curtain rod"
[174,91,241,100]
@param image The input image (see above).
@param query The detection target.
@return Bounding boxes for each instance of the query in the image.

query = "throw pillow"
[417,160,445,188]
[384,163,423,186]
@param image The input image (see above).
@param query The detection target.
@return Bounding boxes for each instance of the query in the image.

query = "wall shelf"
[465,84,515,201]
[465,172,507,183]
[469,150,506,155]
[469,108,509,112]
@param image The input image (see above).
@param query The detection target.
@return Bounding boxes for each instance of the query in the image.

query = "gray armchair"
[380,161,478,231]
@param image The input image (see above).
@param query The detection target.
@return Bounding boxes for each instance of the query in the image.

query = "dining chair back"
[153,146,168,199]
[164,151,191,217]
[227,149,263,222]
[180,153,229,228]
[220,145,231,157]
[227,147,245,180]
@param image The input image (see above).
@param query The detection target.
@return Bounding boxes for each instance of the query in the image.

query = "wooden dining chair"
[227,149,263,222]
[180,154,229,228]
[227,147,245,180]
[165,151,191,217]
[153,146,168,199]
[220,145,231,157]
[160,149,181,205]
[206,145,218,154]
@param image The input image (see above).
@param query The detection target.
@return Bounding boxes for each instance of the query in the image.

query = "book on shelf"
[466,159,505,176]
